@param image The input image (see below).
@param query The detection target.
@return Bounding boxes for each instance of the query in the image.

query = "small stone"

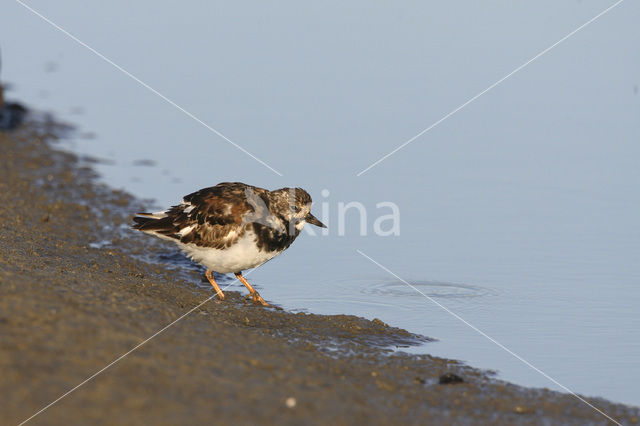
[439,373,464,384]
[285,397,296,408]
[371,371,379,377]
[413,376,426,384]
[243,317,250,326]
[513,405,533,414]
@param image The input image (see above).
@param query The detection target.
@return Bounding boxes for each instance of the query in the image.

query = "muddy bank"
[0,119,638,425]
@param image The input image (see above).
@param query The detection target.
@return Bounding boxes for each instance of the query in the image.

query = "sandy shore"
[1,118,638,425]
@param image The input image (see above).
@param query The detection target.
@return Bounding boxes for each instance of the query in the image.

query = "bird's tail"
[132,212,176,237]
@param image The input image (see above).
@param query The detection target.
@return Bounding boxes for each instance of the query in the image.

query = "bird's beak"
[305,213,326,228]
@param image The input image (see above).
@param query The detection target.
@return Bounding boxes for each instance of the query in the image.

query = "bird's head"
[271,187,326,231]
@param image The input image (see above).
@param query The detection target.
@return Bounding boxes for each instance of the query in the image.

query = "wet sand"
[1,119,638,425]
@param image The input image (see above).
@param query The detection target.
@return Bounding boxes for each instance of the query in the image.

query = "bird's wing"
[176,182,271,248]
[133,182,271,248]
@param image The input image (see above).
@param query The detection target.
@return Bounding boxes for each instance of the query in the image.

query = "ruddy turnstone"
[133,182,326,306]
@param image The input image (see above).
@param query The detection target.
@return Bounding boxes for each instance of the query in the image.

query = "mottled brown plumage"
[134,183,265,249]
[132,182,325,305]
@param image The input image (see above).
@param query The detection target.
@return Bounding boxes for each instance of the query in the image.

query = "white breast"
[177,230,281,273]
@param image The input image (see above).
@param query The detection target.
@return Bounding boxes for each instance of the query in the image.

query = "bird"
[132,182,326,306]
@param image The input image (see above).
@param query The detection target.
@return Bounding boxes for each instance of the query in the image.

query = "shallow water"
[3,1,639,405]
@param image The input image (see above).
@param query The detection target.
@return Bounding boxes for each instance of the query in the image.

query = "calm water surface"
[3,1,639,406]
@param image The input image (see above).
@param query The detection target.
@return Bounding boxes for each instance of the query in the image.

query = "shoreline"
[1,117,638,425]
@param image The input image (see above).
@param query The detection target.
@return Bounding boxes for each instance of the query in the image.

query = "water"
[3,0,639,406]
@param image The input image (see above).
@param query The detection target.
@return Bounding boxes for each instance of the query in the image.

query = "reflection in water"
[143,249,492,310]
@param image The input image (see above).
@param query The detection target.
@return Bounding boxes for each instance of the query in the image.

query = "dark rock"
[0,102,27,131]
[439,373,464,385]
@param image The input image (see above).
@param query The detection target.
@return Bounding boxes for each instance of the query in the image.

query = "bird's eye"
[292,205,300,213]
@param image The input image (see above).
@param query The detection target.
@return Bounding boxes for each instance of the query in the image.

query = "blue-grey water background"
[3,1,639,406]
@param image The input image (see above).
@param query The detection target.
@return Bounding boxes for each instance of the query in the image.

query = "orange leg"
[234,272,269,306]
[206,269,225,300]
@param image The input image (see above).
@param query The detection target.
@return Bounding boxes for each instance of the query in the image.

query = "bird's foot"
[251,291,270,307]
